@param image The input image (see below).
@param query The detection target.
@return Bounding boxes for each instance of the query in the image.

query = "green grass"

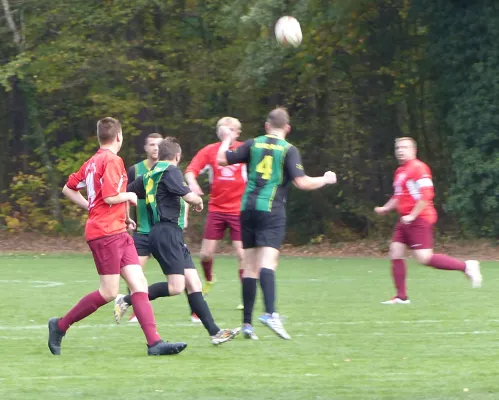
[0,254,498,400]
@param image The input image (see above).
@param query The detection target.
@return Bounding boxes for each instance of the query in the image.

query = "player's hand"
[189,182,204,196]
[127,192,138,206]
[126,218,136,232]
[194,200,204,212]
[400,215,415,224]
[324,171,337,185]
[218,125,237,142]
[374,206,389,215]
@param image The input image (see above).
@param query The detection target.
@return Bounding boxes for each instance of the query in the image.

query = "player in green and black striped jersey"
[125,133,164,323]
[118,137,241,346]
[218,107,337,341]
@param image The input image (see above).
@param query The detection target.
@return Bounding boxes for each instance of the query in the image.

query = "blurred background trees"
[0,0,497,242]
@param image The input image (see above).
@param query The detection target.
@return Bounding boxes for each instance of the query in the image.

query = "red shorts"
[203,212,241,241]
[87,232,140,275]
[392,217,434,250]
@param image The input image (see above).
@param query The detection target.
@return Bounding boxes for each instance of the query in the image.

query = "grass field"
[0,254,498,400]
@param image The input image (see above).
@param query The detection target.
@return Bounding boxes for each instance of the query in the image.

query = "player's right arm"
[220,138,253,166]
[101,158,137,206]
[64,164,89,210]
[185,147,210,195]
[127,176,147,199]
[287,146,337,190]
[375,170,401,215]
[374,198,399,215]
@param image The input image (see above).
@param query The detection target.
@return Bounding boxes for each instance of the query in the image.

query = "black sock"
[186,289,194,315]
[187,292,219,336]
[123,294,132,305]
[242,277,257,325]
[148,282,170,300]
[123,281,170,305]
[259,268,275,315]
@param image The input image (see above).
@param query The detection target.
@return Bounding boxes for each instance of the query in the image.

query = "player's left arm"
[288,146,337,190]
[102,158,137,206]
[403,165,434,223]
[183,202,190,229]
[63,164,89,210]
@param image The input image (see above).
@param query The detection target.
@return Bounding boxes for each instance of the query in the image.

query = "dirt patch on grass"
[0,232,497,260]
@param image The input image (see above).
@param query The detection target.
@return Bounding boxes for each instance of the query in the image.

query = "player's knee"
[415,251,432,265]
[243,267,259,279]
[185,278,202,293]
[200,253,213,263]
[389,243,404,259]
[99,288,119,302]
[168,280,185,296]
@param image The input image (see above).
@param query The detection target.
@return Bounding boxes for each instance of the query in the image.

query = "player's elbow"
[62,185,75,197]
[292,176,308,191]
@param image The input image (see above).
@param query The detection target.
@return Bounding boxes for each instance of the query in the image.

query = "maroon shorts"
[203,212,241,241]
[392,217,434,250]
[87,232,140,275]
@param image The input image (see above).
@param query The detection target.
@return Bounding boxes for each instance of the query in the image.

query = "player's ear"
[265,122,271,132]
[284,124,291,135]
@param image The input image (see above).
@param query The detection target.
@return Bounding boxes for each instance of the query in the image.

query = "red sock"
[131,292,161,346]
[58,290,107,332]
[427,254,466,271]
[201,259,213,282]
[238,268,244,283]
[391,259,407,299]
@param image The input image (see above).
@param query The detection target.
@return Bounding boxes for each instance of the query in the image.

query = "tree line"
[0,0,497,242]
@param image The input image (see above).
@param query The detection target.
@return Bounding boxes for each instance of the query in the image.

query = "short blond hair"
[216,117,241,134]
[395,137,417,148]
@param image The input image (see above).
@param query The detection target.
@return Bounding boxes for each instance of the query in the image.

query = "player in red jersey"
[185,117,247,314]
[47,117,187,356]
[375,137,482,304]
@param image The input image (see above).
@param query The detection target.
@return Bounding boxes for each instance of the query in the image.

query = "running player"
[126,132,164,323]
[48,117,187,356]
[185,117,247,313]
[375,137,482,304]
[216,108,337,340]
[114,137,240,346]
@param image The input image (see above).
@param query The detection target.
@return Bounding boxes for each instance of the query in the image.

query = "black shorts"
[149,222,195,275]
[133,232,151,257]
[240,210,286,250]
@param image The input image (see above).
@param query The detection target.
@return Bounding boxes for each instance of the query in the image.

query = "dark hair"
[267,107,290,129]
[158,137,181,160]
[97,117,121,144]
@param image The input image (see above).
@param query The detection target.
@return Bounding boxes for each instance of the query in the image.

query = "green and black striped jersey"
[225,134,305,213]
[127,161,190,229]
[127,161,152,234]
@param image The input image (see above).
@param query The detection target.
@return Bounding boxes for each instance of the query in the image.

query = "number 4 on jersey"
[256,155,273,180]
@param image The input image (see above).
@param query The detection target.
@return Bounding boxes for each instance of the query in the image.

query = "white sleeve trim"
[417,178,433,188]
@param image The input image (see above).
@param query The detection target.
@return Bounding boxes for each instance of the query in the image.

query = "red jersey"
[66,148,128,241]
[392,158,437,224]
[185,141,247,214]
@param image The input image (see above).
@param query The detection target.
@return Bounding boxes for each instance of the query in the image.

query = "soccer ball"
[275,16,303,48]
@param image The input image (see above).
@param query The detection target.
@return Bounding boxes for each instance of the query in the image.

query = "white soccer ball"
[275,16,303,48]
